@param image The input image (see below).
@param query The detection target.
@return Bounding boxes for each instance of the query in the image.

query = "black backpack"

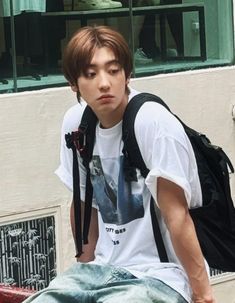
[65,92,235,272]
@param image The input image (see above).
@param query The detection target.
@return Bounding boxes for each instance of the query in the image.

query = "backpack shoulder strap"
[122,92,171,178]
[122,92,170,263]
[79,105,98,166]
[79,106,98,248]
[65,105,97,257]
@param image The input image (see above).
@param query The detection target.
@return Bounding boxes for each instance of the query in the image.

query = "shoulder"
[133,98,185,142]
[61,101,87,134]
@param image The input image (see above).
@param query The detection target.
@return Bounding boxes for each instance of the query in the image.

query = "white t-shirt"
[55,88,203,303]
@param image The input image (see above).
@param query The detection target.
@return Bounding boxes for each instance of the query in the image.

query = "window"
[0,0,234,94]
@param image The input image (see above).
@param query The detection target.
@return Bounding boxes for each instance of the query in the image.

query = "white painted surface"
[0,87,76,271]
[0,67,235,300]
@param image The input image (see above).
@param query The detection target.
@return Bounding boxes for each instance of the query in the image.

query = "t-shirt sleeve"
[134,102,195,207]
[144,136,192,207]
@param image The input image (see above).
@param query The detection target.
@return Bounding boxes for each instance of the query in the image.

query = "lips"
[98,94,114,100]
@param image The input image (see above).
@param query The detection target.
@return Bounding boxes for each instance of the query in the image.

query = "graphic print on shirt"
[90,155,144,225]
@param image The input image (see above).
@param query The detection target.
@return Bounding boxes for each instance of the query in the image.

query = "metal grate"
[0,216,56,290]
[210,268,225,277]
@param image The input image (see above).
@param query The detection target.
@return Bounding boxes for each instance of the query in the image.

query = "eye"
[85,70,96,79]
[109,67,120,75]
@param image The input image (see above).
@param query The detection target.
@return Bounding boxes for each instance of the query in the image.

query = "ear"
[126,76,130,85]
[70,83,78,92]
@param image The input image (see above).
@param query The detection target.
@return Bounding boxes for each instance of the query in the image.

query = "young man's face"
[73,47,130,128]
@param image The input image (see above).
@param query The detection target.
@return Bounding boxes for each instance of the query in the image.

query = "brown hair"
[62,25,133,89]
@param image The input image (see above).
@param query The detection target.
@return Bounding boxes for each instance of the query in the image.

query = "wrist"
[193,292,216,303]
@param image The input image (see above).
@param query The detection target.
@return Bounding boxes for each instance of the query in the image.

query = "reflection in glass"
[0,0,233,94]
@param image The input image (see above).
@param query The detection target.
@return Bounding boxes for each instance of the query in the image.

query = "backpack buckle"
[73,127,87,153]
[65,127,87,154]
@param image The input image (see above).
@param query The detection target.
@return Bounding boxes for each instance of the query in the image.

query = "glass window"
[0,0,234,94]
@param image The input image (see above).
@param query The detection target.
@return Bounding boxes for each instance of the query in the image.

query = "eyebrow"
[87,59,120,69]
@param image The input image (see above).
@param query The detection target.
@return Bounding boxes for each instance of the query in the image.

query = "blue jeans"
[23,263,188,303]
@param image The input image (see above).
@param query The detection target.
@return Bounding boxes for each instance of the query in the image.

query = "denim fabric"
[23,263,188,303]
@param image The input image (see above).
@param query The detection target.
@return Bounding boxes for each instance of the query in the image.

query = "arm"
[157,177,216,303]
[70,200,99,263]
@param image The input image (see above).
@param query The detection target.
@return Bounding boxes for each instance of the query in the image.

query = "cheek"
[79,82,90,94]
[76,80,86,94]
[77,82,94,101]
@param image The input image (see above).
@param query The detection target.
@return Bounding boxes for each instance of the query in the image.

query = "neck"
[98,94,129,129]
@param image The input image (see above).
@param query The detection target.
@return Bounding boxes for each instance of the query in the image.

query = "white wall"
[0,66,235,300]
[0,87,76,271]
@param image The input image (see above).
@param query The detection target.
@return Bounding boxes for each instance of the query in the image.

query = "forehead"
[89,47,118,66]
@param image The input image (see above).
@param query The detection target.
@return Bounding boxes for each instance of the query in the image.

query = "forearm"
[167,213,213,302]
[70,200,98,262]
[157,177,215,302]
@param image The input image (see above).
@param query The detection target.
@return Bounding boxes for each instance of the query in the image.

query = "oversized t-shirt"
[55,88,204,303]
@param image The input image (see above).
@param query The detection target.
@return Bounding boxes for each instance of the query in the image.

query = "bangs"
[62,26,133,86]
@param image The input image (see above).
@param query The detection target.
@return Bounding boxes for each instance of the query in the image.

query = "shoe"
[135,0,160,6]
[134,48,153,64]
[166,48,178,57]
[74,0,122,10]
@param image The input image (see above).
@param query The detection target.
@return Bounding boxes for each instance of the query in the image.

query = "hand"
[193,300,217,303]
[193,294,217,303]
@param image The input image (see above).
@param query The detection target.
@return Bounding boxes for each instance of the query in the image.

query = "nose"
[98,71,110,91]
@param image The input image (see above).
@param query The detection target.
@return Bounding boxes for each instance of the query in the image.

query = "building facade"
[0,1,235,301]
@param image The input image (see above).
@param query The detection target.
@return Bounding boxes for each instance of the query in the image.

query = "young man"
[23,26,216,303]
